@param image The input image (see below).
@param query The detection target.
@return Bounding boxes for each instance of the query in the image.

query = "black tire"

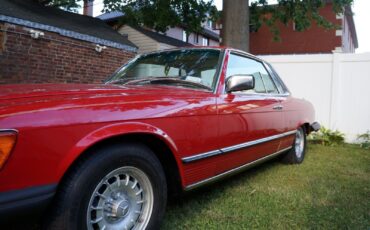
[282,127,307,164]
[44,142,167,230]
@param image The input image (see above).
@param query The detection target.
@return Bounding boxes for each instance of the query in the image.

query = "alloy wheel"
[87,166,154,230]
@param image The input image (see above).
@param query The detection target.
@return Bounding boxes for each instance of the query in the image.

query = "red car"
[0,47,319,229]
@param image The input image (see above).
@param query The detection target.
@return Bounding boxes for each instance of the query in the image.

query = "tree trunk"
[221,0,249,52]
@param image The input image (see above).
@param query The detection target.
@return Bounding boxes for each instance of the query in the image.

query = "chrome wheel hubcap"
[295,129,305,158]
[103,193,130,220]
[87,166,153,230]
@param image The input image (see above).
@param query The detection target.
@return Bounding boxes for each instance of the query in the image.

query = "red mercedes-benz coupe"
[0,47,319,229]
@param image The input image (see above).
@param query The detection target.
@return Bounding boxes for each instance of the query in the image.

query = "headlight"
[0,130,17,170]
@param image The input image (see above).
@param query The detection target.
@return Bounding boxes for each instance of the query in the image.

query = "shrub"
[357,131,370,149]
[308,127,345,146]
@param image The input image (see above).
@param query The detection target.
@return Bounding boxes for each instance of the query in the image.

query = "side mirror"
[226,75,255,93]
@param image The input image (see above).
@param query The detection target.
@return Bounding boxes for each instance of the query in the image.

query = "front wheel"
[282,127,307,164]
[87,166,154,230]
[45,143,167,230]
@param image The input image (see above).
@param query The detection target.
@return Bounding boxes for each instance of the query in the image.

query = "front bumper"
[310,122,321,132]
[0,184,56,223]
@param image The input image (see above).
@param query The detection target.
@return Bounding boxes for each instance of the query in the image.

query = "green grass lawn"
[161,144,370,229]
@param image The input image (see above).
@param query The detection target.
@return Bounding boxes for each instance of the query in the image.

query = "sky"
[92,0,369,53]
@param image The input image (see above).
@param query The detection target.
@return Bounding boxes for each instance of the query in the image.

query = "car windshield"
[105,49,222,91]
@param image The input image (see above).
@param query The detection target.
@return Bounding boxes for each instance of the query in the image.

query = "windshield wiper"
[125,77,212,91]
[106,77,138,85]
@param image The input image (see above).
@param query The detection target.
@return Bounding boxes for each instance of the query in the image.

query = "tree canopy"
[36,0,354,51]
[35,0,80,11]
[102,0,219,35]
[250,0,353,39]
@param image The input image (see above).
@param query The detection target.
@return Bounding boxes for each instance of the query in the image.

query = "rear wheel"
[282,127,307,164]
[45,143,167,230]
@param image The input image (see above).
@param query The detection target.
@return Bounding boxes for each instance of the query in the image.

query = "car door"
[264,62,297,150]
[215,52,285,175]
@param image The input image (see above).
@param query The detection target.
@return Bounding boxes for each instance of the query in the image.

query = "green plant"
[357,131,370,149]
[308,126,345,146]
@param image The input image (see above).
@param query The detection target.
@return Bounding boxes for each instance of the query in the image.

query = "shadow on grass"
[171,158,280,204]
[162,158,282,227]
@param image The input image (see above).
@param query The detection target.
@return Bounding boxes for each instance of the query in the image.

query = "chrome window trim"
[185,146,292,191]
[227,92,289,98]
[181,130,296,163]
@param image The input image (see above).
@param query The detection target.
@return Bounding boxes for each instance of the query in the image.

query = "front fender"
[56,122,179,179]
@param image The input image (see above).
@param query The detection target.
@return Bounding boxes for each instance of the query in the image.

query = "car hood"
[0,84,161,100]
[0,83,211,103]
[0,84,214,128]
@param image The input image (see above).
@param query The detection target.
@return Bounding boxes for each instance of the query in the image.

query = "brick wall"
[250,4,342,55]
[0,22,135,84]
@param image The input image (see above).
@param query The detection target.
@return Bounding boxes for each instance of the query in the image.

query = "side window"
[201,69,216,88]
[261,73,279,94]
[226,54,279,94]
[265,62,287,94]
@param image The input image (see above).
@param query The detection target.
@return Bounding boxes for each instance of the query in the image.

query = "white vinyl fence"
[260,52,370,142]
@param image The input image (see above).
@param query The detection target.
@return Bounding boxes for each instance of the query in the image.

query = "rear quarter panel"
[279,96,315,148]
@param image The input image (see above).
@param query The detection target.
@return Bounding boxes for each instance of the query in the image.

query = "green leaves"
[38,0,354,45]
[250,0,353,41]
[36,0,80,12]
[357,131,370,149]
[102,0,219,35]
[308,126,345,146]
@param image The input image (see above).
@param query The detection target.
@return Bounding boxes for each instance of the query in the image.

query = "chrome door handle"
[273,105,283,110]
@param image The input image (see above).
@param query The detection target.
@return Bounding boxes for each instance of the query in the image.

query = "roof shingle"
[0,0,137,50]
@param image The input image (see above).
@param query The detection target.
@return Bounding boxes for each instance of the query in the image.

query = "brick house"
[97,11,220,53]
[0,0,137,84]
[250,3,358,54]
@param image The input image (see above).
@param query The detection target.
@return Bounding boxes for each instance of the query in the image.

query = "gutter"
[0,15,138,53]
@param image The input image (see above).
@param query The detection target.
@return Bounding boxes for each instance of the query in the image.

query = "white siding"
[165,27,183,41]
[158,43,175,50]
[166,27,219,46]
[118,25,158,54]
[209,39,219,46]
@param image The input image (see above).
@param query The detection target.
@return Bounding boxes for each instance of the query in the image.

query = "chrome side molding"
[182,150,222,163]
[182,130,296,163]
[0,129,18,133]
[184,146,292,191]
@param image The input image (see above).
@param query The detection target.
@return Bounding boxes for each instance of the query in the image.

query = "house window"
[207,20,213,29]
[194,34,199,44]
[202,37,209,46]
[182,30,188,42]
